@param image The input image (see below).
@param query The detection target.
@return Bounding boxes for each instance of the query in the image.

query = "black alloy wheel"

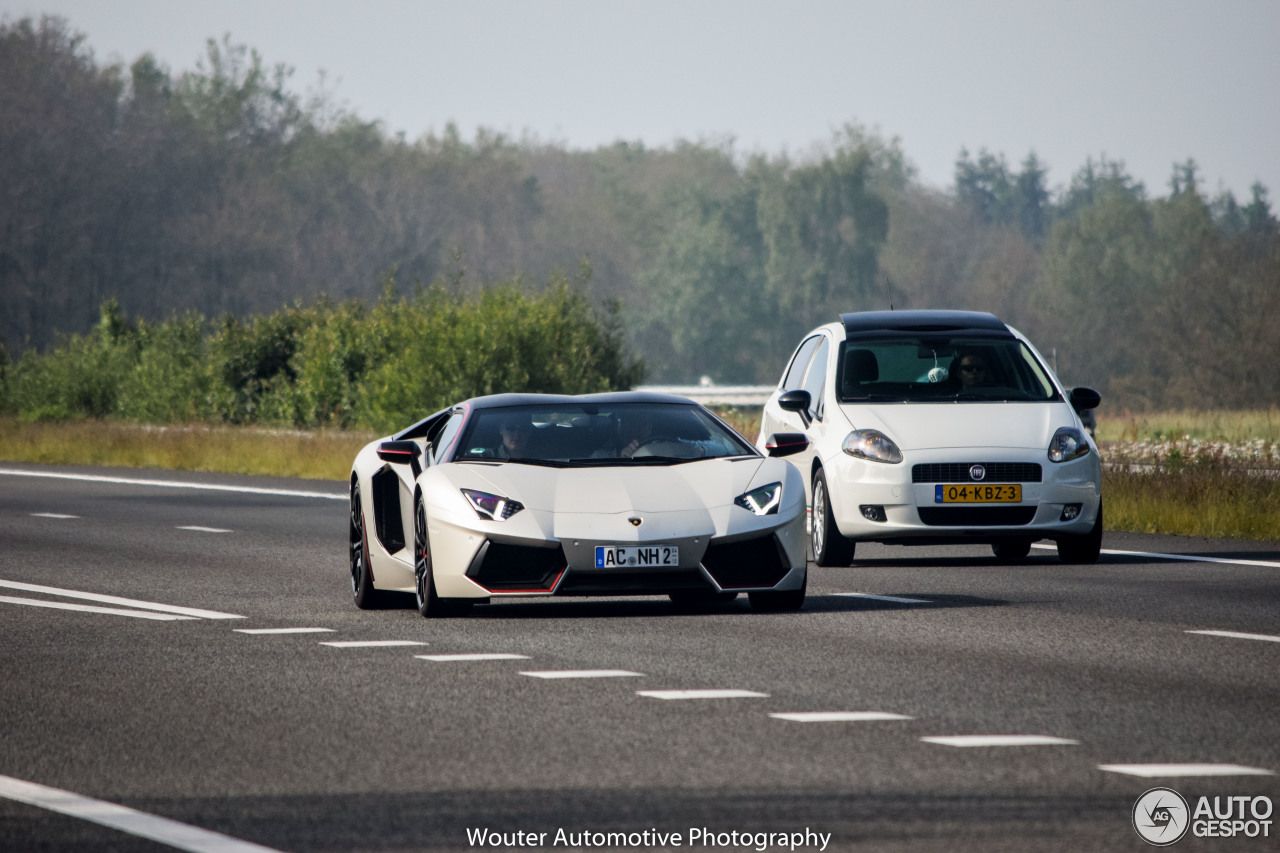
[414,494,471,618]
[350,481,383,609]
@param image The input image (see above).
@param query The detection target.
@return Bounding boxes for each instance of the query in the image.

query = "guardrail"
[636,385,775,406]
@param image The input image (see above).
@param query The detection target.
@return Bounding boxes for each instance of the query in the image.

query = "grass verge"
[0,418,371,482]
[4,413,1278,542]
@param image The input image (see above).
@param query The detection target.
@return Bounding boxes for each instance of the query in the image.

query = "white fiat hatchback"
[758,310,1103,565]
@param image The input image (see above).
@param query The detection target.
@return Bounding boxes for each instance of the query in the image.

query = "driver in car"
[952,351,992,390]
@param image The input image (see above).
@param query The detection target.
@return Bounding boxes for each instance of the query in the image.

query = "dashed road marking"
[0,595,196,621]
[234,627,336,635]
[637,689,769,700]
[31,513,79,519]
[177,526,232,533]
[418,653,531,661]
[1186,629,1280,644]
[770,711,914,722]
[0,774,285,853]
[319,640,428,648]
[521,669,643,679]
[1099,763,1276,778]
[921,735,1079,747]
[0,579,244,620]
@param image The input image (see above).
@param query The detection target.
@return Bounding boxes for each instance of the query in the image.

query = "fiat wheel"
[811,469,854,567]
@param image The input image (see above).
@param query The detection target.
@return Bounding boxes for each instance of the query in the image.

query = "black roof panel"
[839,310,1011,337]
[466,391,697,409]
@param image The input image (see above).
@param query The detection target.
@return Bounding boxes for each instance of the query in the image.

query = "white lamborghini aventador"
[348,392,811,617]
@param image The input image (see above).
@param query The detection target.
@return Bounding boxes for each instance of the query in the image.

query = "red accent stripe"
[474,566,567,595]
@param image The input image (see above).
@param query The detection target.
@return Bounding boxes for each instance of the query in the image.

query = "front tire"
[992,538,1033,562]
[1057,500,1103,564]
[350,481,385,609]
[811,469,855,567]
[414,494,472,618]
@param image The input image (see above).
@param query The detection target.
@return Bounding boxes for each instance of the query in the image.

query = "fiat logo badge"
[628,517,643,527]
[969,465,986,481]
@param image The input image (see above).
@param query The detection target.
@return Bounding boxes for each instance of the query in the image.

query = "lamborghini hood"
[459,457,772,513]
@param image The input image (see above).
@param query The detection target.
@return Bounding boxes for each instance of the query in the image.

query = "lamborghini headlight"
[461,488,525,520]
[1047,427,1091,463]
[842,430,903,464]
[735,482,782,516]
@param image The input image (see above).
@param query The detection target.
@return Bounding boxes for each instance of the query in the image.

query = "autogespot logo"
[1133,787,1190,846]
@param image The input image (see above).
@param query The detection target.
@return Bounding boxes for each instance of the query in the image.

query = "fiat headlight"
[842,430,903,464]
[735,482,782,516]
[1048,427,1091,463]
[461,488,525,520]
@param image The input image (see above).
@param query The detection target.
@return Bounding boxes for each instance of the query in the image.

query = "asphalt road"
[1,463,1278,853]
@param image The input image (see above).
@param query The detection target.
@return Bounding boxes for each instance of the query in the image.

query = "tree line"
[2,15,1278,415]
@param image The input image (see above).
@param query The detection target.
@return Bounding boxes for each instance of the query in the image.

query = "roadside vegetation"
[3,408,1276,542]
[3,17,1277,544]
[5,16,1280,408]
[0,279,641,436]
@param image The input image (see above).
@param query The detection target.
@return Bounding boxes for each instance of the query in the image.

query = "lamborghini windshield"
[453,403,757,466]
[836,336,1060,403]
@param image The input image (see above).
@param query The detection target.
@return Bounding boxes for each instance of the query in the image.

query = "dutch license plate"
[594,545,679,568]
[934,484,1022,503]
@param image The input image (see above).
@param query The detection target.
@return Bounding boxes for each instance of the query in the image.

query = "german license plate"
[594,545,679,568]
[934,484,1022,503]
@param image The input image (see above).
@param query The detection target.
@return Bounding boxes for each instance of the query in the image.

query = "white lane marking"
[1099,764,1276,778]
[921,735,1080,747]
[31,513,79,519]
[637,689,770,700]
[1187,629,1280,644]
[770,711,914,722]
[834,592,930,604]
[0,595,196,621]
[0,773,285,853]
[0,467,346,501]
[1032,543,1280,569]
[177,526,232,533]
[234,627,336,635]
[521,669,643,679]
[319,640,427,648]
[417,653,531,661]
[0,580,244,620]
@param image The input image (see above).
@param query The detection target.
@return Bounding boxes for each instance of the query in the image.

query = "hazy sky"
[4,0,1277,199]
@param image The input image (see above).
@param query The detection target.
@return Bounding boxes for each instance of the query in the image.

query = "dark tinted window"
[453,403,757,466]
[836,337,1059,403]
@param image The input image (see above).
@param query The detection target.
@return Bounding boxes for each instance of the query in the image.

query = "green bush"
[5,301,140,420]
[357,278,643,432]
[116,312,212,423]
[1,277,643,431]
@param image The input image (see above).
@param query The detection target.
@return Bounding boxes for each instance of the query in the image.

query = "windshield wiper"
[496,457,566,468]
